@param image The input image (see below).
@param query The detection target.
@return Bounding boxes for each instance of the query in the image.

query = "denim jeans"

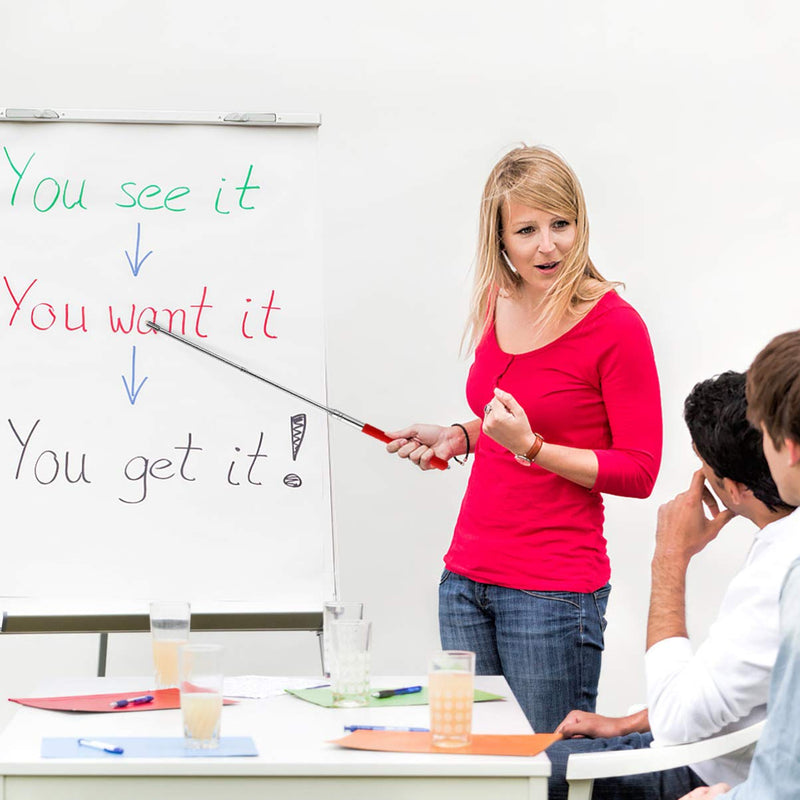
[438,568,610,733]
[546,734,707,800]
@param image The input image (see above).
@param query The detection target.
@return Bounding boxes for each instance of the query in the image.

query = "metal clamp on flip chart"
[223,112,277,124]
[3,108,61,120]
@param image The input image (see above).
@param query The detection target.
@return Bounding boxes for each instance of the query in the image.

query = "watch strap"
[514,433,544,466]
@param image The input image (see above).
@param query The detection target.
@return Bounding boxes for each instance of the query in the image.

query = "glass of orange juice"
[179,644,223,749]
[149,601,191,689]
[428,650,476,747]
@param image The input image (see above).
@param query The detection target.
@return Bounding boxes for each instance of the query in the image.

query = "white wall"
[2,0,799,730]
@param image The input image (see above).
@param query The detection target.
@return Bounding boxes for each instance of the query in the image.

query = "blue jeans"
[547,734,707,799]
[438,569,610,733]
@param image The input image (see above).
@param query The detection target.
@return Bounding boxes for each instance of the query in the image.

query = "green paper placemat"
[286,687,504,708]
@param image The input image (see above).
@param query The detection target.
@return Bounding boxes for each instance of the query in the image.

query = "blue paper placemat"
[42,737,258,758]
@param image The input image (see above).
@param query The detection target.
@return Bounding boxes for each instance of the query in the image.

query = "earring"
[501,250,518,275]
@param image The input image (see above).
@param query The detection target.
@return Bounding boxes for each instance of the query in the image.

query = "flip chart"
[0,115,333,611]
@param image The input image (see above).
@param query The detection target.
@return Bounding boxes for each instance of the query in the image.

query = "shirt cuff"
[645,636,693,701]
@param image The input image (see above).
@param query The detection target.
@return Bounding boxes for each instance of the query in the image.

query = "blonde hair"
[464,145,621,352]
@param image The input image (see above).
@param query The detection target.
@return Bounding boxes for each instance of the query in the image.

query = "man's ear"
[785,437,800,467]
[723,477,748,505]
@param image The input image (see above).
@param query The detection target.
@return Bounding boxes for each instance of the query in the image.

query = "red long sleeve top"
[444,291,663,593]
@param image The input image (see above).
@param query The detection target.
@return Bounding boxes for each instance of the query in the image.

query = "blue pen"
[78,738,125,754]
[371,685,422,699]
[344,725,430,732]
[109,694,154,709]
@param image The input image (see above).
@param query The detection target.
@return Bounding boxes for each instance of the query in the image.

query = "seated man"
[546,370,797,799]
[681,332,800,799]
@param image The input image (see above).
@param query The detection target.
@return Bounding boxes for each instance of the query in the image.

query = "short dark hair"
[684,371,793,512]
[746,330,800,449]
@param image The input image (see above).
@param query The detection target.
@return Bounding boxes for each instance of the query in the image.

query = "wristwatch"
[514,433,544,466]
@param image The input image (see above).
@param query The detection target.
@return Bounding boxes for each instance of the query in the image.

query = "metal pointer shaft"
[145,321,449,471]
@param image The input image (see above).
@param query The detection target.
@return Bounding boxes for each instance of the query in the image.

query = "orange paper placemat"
[331,730,561,756]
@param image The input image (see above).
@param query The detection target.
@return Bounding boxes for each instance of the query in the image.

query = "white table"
[0,676,551,800]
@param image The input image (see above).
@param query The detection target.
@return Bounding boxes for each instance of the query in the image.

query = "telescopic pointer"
[145,321,449,471]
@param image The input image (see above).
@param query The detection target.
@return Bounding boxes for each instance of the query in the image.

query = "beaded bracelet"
[450,423,470,465]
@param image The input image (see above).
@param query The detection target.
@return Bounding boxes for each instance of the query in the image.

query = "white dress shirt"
[645,509,800,787]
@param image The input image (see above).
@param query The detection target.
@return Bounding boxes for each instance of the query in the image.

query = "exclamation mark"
[283,413,306,488]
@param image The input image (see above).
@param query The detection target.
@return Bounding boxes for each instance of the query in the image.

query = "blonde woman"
[388,146,662,732]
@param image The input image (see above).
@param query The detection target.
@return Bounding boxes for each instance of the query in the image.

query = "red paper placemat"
[9,688,236,713]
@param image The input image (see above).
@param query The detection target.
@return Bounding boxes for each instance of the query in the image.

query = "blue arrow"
[124,222,153,277]
[122,345,148,405]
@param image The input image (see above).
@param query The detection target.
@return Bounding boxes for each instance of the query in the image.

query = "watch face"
[514,455,533,467]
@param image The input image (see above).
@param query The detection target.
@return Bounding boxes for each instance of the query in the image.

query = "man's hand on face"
[655,469,736,565]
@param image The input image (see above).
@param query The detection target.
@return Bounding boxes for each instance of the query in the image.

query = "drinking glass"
[322,600,364,678]
[180,643,223,749]
[428,650,475,747]
[329,619,372,707]
[149,600,191,689]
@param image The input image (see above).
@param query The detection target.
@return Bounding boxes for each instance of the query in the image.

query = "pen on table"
[344,725,430,732]
[78,739,125,754]
[371,685,422,699]
[109,694,154,708]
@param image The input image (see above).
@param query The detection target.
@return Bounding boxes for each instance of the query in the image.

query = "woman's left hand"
[485,388,600,489]
[482,388,535,454]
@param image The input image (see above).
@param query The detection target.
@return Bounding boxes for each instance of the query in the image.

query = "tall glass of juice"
[149,601,191,688]
[180,643,223,749]
[428,650,476,747]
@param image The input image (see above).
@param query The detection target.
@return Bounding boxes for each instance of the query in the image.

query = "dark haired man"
[546,371,797,799]
[685,371,794,517]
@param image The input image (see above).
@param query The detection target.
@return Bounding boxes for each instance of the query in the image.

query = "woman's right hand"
[385,424,457,471]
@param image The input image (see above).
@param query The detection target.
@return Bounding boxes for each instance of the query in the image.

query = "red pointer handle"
[361,424,449,471]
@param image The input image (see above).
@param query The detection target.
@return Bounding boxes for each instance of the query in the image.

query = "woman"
[388,145,662,732]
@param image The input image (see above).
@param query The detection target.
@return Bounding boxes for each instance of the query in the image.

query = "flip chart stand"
[1,107,330,678]
[1,610,323,677]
